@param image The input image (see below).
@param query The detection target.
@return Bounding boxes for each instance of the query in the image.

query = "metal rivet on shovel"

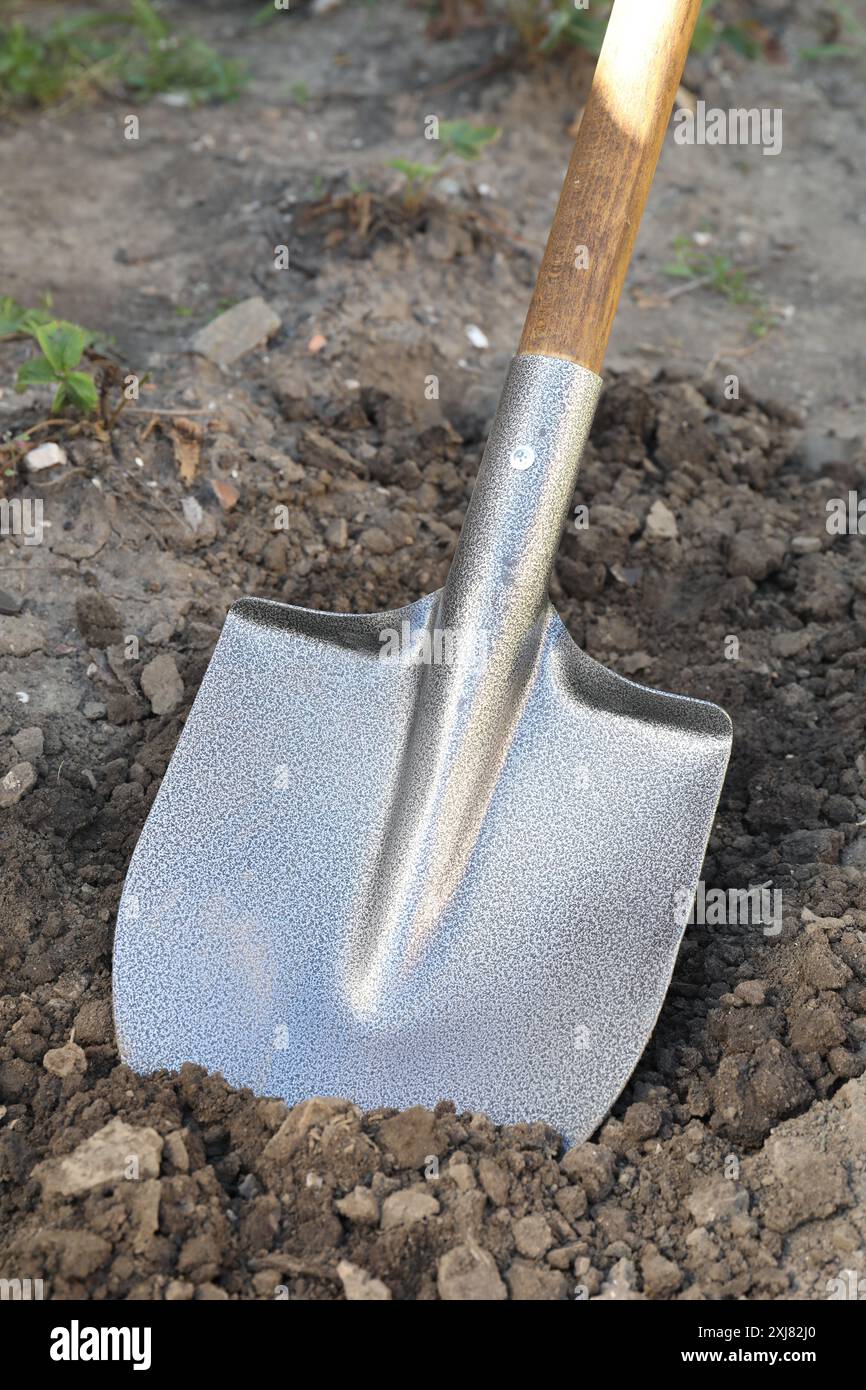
[509,445,535,470]
[114,0,730,1145]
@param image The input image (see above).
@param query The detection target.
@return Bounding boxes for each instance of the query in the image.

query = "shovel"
[114,0,731,1144]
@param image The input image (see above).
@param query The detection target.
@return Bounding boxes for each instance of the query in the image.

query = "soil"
[1,0,865,1301]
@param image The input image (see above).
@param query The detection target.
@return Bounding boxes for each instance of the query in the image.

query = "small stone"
[0,761,38,808]
[337,1260,392,1301]
[83,701,107,721]
[0,615,46,657]
[42,1040,87,1078]
[164,1131,190,1173]
[547,1243,582,1270]
[251,1269,282,1296]
[825,794,855,824]
[641,1244,682,1298]
[359,526,394,555]
[620,650,653,675]
[271,368,314,421]
[686,1176,749,1227]
[512,1213,554,1259]
[73,997,112,1044]
[800,933,851,990]
[507,1260,567,1300]
[622,1100,661,1140]
[335,1185,379,1224]
[771,628,816,658]
[727,529,786,580]
[12,726,43,760]
[594,1256,642,1300]
[764,1136,851,1232]
[555,1184,588,1224]
[781,828,843,864]
[734,979,767,1006]
[34,1117,163,1197]
[52,1230,111,1279]
[178,1232,221,1281]
[560,1143,615,1200]
[644,499,678,540]
[165,1280,195,1301]
[437,1241,507,1301]
[25,441,67,472]
[789,1002,846,1053]
[126,1178,162,1253]
[146,620,174,645]
[325,518,348,549]
[75,593,123,647]
[380,1186,439,1230]
[465,323,489,349]
[140,654,184,716]
[0,589,22,615]
[378,1106,442,1170]
[182,496,205,532]
[193,297,280,367]
[791,535,822,554]
[447,1155,475,1191]
[478,1156,509,1206]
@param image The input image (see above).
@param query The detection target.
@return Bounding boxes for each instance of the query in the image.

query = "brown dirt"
[1,0,865,1302]
[3,356,866,1300]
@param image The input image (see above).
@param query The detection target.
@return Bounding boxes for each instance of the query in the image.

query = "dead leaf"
[211,478,239,511]
[170,416,204,485]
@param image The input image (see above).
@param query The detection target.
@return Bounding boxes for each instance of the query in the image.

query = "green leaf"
[34,320,87,373]
[799,43,858,60]
[438,120,500,161]
[251,2,281,26]
[0,296,56,338]
[64,370,99,414]
[388,158,439,184]
[719,24,762,59]
[0,295,28,337]
[51,381,69,413]
[15,354,58,390]
[129,0,169,42]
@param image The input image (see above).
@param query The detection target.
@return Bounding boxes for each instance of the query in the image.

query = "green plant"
[0,1,245,110]
[800,2,865,60]
[0,295,54,338]
[663,234,775,337]
[388,119,500,209]
[535,2,610,55]
[1,296,99,414]
[691,0,762,59]
[121,0,245,103]
[17,322,98,414]
[438,119,501,160]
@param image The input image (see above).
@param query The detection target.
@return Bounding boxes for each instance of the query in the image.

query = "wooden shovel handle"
[518,0,702,375]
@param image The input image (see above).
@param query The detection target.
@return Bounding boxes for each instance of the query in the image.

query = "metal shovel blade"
[114,356,731,1143]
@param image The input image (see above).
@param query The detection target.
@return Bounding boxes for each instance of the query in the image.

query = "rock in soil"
[192,297,281,367]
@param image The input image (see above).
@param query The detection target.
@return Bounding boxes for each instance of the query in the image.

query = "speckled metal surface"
[113,354,732,1143]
